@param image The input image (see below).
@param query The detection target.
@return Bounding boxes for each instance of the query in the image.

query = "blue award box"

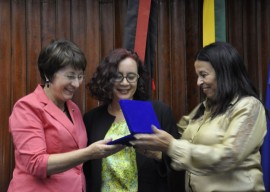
[107,99,161,145]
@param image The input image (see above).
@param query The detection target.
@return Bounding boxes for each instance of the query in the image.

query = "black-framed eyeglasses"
[113,72,140,83]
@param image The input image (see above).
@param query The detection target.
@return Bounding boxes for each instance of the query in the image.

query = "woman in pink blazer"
[8,40,123,192]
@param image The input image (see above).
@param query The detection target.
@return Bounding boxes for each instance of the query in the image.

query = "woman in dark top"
[83,48,185,192]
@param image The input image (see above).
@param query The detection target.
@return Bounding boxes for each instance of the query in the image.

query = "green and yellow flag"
[203,0,226,47]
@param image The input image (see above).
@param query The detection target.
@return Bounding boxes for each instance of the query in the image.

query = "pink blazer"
[8,85,87,192]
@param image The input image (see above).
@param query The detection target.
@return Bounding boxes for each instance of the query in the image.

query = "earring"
[45,79,50,88]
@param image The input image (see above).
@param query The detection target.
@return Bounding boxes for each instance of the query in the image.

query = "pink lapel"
[34,85,80,148]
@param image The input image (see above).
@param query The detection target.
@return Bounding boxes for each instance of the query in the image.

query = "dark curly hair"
[88,48,150,104]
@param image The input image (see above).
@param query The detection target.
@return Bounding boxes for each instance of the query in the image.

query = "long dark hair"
[88,48,150,104]
[193,42,259,119]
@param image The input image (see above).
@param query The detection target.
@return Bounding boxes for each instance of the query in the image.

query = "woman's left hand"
[130,125,174,153]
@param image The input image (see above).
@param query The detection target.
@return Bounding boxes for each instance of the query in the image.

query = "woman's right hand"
[47,139,124,175]
[130,126,174,153]
[86,138,125,159]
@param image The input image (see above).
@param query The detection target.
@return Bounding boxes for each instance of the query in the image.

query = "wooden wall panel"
[11,0,27,102]
[157,0,171,104]
[114,0,127,48]
[0,0,12,190]
[41,0,56,47]
[227,0,270,101]
[0,0,270,191]
[99,0,114,58]
[185,0,202,112]
[56,0,71,39]
[257,0,270,101]
[70,0,87,112]
[227,0,244,54]
[26,0,42,93]
[171,0,187,117]
[243,1,259,89]
[85,0,100,110]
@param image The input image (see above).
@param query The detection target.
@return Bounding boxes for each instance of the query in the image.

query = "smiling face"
[112,57,138,104]
[194,60,217,101]
[44,65,84,108]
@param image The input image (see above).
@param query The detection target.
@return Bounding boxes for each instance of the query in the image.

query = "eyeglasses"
[64,74,85,82]
[113,73,140,83]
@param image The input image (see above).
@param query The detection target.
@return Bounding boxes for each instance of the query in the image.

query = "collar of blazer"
[34,84,80,148]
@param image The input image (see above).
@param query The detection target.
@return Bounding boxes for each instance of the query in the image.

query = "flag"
[262,62,270,192]
[123,0,139,51]
[203,0,226,47]
[123,0,157,92]
[123,1,185,190]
